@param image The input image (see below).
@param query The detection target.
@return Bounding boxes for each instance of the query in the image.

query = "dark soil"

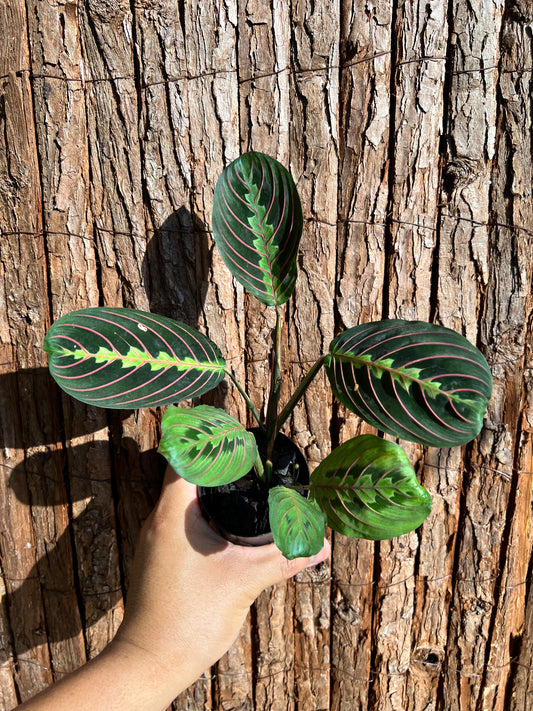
[198,429,309,541]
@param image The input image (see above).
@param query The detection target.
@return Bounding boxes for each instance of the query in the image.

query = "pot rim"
[206,520,274,547]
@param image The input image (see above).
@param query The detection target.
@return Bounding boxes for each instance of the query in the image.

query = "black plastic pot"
[198,428,310,546]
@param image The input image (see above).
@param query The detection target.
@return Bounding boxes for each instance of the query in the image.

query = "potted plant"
[43,152,492,559]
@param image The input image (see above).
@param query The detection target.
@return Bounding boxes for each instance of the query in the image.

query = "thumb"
[244,537,331,598]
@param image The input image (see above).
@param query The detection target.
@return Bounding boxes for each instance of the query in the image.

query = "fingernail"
[305,554,322,568]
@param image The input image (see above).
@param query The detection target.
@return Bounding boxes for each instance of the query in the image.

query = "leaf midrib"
[332,352,455,401]
[168,425,246,454]
[242,172,279,300]
[58,346,222,372]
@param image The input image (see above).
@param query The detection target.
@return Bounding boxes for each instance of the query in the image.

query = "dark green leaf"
[325,320,492,447]
[310,434,432,540]
[212,152,303,307]
[43,307,225,409]
[158,405,258,486]
[268,486,325,559]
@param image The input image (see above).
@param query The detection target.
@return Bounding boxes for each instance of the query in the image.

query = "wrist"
[93,637,184,711]
[108,631,199,706]
[17,635,190,711]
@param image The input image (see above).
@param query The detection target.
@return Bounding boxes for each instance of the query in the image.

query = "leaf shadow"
[0,367,132,450]
[144,205,211,326]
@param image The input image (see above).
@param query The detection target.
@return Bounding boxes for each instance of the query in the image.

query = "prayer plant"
[43,152,492,559]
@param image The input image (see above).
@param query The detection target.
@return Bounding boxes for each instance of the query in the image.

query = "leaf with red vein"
[212,152,303,307]
[268,486,325,559]
[310,434,432,539]
[158,405,258,486]
[325,320,493,447]
[43,307,226,409]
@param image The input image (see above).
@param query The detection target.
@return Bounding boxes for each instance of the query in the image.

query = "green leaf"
[268,486,325,559]
[43,307,226,409]
[325,320,493,447]
[212,152,303,307]
[310,435,432,540]
[158,405,258,486]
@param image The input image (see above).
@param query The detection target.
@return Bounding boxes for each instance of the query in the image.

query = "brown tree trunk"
[1,1,532,709]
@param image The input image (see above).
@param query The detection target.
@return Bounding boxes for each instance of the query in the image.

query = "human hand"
[18,466,330,711]
[112,466,331,702]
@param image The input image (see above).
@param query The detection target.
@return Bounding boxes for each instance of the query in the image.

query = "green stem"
[282,483,311,491]
[265,306,283,464]
[253,449,268,484]
[263,460,273,486]
[225,368,266,434]
[276,355,326,432]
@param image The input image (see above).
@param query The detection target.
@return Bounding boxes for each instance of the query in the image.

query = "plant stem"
[265,306,283,465]
[253,449,268,484]
[276,354,326,431]
[225,368,266,434]
[283,483,311,491]
[263,460,273,485]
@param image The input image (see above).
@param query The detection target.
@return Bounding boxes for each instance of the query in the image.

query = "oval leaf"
[325,320,492,447]
[212,152,303,306]
[310,434,432,540]
[268,486,325,560]
[44,307,226,409]
[158,405,258,486]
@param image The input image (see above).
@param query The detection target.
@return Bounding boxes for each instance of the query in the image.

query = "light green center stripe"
[60,345,223,372]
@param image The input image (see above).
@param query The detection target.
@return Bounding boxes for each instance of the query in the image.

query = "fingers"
[145,466,202,540]
[280,538,331,579]
[242,537,331,597]
[161,465,196,499]
[158,466,331,596]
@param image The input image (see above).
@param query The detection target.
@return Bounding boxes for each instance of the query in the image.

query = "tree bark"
[1,0,532,709]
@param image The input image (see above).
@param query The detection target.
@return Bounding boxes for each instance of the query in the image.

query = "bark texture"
[1,0,532,709]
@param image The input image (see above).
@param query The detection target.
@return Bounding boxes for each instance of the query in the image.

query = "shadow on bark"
[2,207,211,658]
[0,368,133,449]
[144,205,211,326]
